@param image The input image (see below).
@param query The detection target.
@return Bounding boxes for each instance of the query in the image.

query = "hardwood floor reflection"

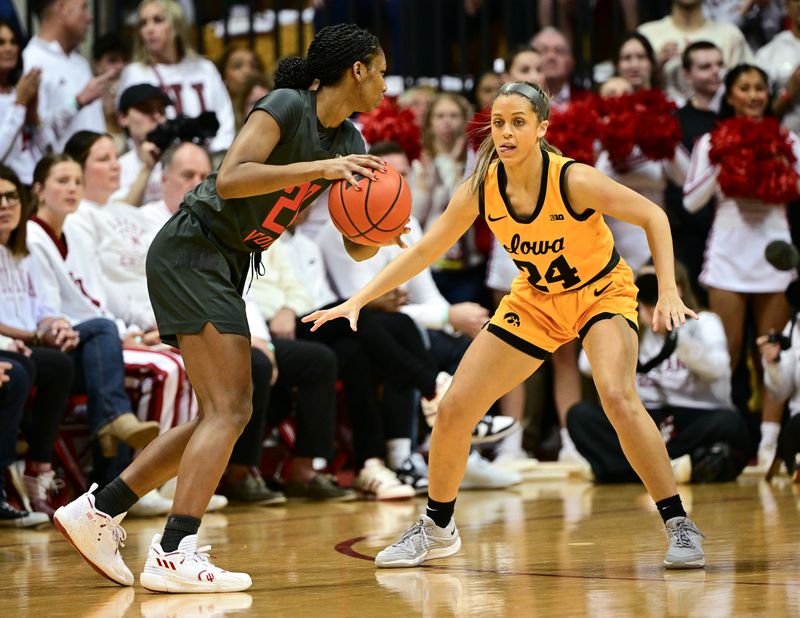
[2,477,798,617]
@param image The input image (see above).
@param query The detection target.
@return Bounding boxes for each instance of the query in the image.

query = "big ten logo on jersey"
[243,182,324,250]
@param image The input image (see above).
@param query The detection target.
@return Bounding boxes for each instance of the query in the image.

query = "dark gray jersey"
[183,89,366,253]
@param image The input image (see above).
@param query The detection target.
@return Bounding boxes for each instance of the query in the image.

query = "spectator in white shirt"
[22,0,117,151]
[112,84,171,206]
[0,19,53,184]
[90,34,130,156]
[754,0,800,133]
[0,162,160,463]
[638,0,753,101]
[117,0,235,153]
[757,296,800,480]
[703,0,784,51]
[28,152,197,435]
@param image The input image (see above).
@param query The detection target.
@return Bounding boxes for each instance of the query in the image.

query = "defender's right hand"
[302,298,362,332]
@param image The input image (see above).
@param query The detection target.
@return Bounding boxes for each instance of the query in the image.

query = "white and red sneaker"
[140,534,252,593]
[420,372,453,427]
[53,483,133,586]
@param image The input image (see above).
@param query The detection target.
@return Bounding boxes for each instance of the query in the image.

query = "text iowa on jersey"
[503,234,565,256]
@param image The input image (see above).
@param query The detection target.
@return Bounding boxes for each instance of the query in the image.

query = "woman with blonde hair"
[117,0,235,152]
[413,92,486,304]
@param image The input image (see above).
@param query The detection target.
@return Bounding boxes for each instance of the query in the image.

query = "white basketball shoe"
[53,483,133,586]
[140,534,252,593]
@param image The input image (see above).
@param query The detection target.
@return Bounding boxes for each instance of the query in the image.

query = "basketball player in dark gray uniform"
[53,24,395,593]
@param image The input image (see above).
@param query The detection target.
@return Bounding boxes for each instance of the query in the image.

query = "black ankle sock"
[419,371,438,400]
[426,497,456,528]
[161,514,201,552]
[94,478,139,517]
[656,494,687,524]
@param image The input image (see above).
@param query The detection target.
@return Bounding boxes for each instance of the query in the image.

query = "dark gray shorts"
[146,206,252,348]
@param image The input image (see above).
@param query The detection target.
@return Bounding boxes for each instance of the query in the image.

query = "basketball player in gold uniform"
[305,81,706,569]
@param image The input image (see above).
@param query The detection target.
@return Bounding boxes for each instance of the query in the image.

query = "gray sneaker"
[664,517,705,569]
[375,515,461,568]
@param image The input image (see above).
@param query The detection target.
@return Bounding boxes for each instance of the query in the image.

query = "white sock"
[386,438,412,470]
[760,421,781,448]
[496,428,523,456]
[560,427,576,452]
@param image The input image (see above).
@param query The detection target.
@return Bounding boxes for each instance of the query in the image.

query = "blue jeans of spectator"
[0,358,31,497]
[72,318,132,435]
[0,358,30,466]
[432,264,491,308]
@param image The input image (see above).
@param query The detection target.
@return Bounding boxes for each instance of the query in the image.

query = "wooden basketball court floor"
[2,477,798,617]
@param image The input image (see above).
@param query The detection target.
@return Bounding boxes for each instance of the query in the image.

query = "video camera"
[146,111,220,152]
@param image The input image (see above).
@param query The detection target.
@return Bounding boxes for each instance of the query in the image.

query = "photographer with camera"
[757,241,800,480]
[757,318,800,481]
[113,84,171,206]
[117,0,234,153]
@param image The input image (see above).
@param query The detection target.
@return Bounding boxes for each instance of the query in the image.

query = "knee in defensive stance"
[594,380,641,427]
[434,388,474,435]
[204,386,254,436]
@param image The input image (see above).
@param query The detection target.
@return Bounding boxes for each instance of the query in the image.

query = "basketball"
[327,166,411,246]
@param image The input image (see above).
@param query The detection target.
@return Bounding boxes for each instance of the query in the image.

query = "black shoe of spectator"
[219,473,287,506]
[394,454,429,495]
[0,500,50,527]
[284,474,357,502]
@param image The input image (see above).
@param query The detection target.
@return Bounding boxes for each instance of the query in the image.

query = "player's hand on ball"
[652,289,698,332]
[321,154,386,188]
[386,222,411,249]
[302,298,362,332]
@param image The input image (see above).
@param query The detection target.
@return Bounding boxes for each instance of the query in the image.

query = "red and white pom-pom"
[546,95,602,165]
[710,116,800,204]
[359,97,422,162]
[598,89,682,167]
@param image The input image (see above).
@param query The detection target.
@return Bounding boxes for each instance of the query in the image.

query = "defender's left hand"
[652,289,698,332]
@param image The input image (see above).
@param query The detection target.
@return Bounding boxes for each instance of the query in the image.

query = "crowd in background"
[1,0,800,527]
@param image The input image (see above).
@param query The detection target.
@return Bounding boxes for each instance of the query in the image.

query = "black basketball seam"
[363,173,375,226]
[337,178,370,238]
[335,173,407,244]
[350,173,405,240]
[353,173,390,243]
[373,173,406,232]
[327,181,353,237]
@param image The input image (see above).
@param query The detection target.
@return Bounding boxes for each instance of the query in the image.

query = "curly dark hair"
[273,23,381,90]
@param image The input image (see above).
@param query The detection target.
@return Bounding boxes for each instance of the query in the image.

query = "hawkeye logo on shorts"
[504,312,521,327]
[550,214,564,221]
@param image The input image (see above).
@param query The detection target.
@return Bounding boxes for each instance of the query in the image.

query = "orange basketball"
[328,166,411,246]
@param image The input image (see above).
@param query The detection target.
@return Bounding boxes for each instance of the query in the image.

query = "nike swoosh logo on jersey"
[593,281,612,296]
[487,214,507,222]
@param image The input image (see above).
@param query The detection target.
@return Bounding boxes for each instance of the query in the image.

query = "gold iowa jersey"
[480,150,619,295]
